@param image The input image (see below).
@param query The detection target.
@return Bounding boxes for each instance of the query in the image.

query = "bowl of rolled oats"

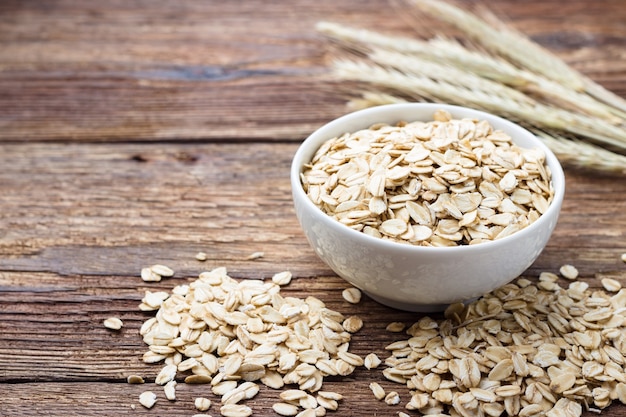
[291,103,565,312]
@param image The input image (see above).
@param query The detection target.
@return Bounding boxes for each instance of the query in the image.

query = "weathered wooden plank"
[0,0,624,142]
[7,380,626,417]
[0,143,625,277]
[0,0,382,142]
[2,380,417,416]
[2,268,626,417]
[0,77,348,141]
[1,268,625,417]
[0,142,318,277]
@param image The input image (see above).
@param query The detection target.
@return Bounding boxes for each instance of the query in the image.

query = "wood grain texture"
[1,0,626,416]
[1,143,625,415]
[0,0,624,141]
[0,143,624,275]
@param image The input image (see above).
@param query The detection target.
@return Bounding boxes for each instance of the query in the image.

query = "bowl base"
[364,291,477,313]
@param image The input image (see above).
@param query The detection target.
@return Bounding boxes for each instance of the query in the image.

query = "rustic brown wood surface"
[0,0,625,416]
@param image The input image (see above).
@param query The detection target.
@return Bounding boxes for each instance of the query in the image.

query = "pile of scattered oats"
[135,266,360,416]
[127,257,626,416]
[301,110,554,246]
[377,268,626,417]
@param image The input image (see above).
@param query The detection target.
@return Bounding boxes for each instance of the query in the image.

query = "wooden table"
[1,1,625,416]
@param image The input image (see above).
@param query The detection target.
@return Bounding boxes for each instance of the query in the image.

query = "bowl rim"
[291,103,565,254]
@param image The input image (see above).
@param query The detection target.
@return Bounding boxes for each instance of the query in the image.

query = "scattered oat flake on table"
[246,251,264,260]
[195,252,208,261]
[318,391,343,401]
[141,267,161,282]
[601,277,622,292]
[342,315,363,333]
[272,270,293,286]
[164,380,177,400]
[138,391,157,409]
[342,287,362,304]
[220,403,252,417]
[364,353,382,370]
[280,389,308,402]
[298,394,318,409]
[272,402,299,416]
[621,253,626,263]
[140,290,169,311]
[137,266,361,415]
[384,391,401,405]
[559,264,579,280]
[316,395,339,411]
[185,374,212,384]
[195,397,211,411]
[385,321,405,332]
[126,375,144,384]
[150,264,174,277]
[155,364,177,385]
[103,317,123,330]
[370,382,386,400]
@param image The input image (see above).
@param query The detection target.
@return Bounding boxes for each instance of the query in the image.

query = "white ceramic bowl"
[291,103,565,312]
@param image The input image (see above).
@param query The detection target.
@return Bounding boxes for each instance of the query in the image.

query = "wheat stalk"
[367,48,536,106]
[318,21,626,123]
[410,0,586,91]
[316,21,530,86]
[426,38,626,123]
[365,49,626,150]
[346,91,413,110]
[334,59,626,153]
[409,0,626,115]
[534,131,626,175]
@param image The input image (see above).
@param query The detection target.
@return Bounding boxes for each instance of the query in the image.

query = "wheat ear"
[333,59,626,152]
[318,21,625,123]
[534,131,626,174]
[410,0,586,91]
[409,0,626,115]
